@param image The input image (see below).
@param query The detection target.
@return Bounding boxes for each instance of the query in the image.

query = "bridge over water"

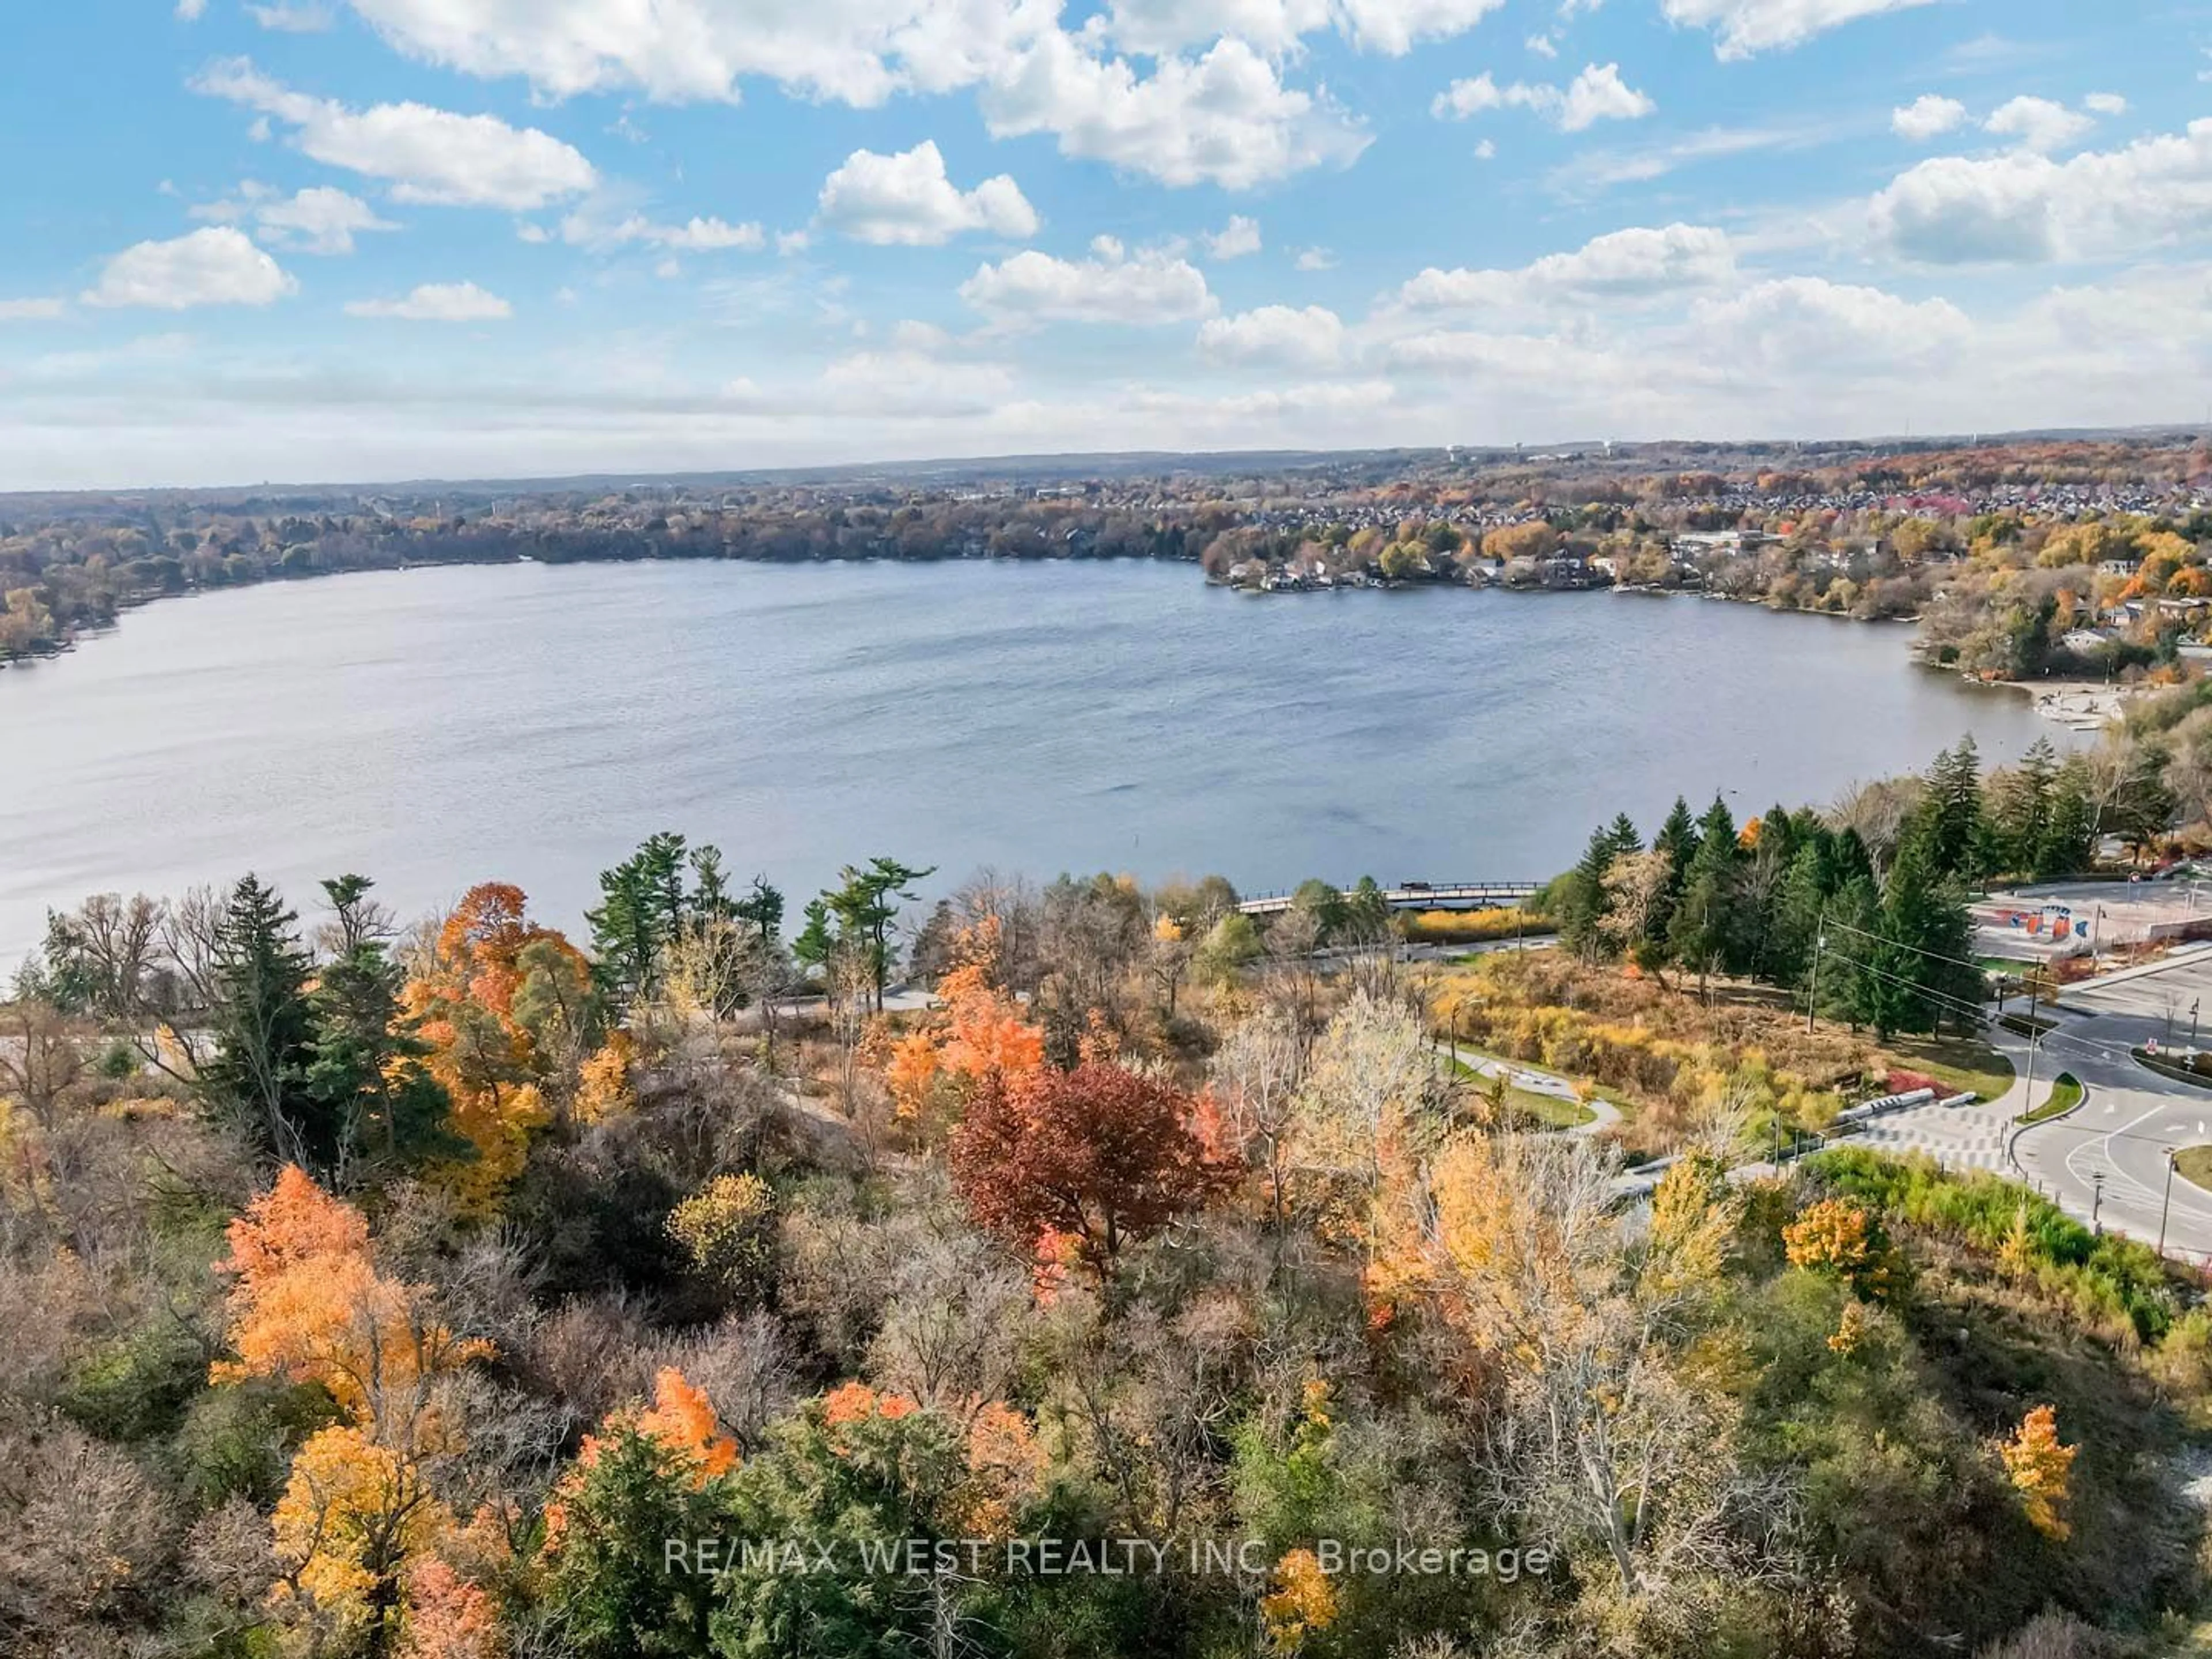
[1237,881,1541,916]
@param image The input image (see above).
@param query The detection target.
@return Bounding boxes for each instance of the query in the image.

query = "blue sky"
[3,0,2210,488]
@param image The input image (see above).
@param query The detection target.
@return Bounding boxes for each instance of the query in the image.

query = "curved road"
[2010,952,2212,1262]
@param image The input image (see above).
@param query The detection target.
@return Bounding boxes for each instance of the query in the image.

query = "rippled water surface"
[1,559,2059,957]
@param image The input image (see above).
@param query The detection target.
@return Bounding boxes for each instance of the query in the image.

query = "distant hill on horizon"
[3,423,2206,510]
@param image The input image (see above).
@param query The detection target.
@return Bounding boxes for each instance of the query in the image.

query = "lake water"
[1,559,2061,963]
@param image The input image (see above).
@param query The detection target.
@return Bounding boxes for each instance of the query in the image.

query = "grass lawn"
[1438,1052,1598,1130]
[2176,1146,2212,1193]
[1885,1033,2017,1104]
[2019,1071,2084,1126]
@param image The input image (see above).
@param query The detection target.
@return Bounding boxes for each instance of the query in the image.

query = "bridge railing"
[1236,881,1541,915]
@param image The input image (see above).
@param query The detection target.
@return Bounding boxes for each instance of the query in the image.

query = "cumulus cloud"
[0,298,69,321]
[816,141,1036,245]
[1198,304,1345,368]
[1660,0,1935,58]
[194,59,596,210]
[1330,0,1510,55]
[558,206,766,252]
[1690,275,1970,366]
[2085,92,2128,116]
[175,0,206,17]
[1984,95,2094,155]
[332,3,1368,190]
[1432,63,1653,131]
[82,228,298,310]
[345,281,512,320]
[195,184,397,255]
[1870,120,2212,263]
[342,0,1503,99]
[981,34,1368,189]
[960,243,1215,324]
[1891,94,1965,142]
[1391,223,1735,310]
[1203,215,1262,260]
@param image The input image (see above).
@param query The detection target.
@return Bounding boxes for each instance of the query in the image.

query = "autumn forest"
[7,763,2212,1659]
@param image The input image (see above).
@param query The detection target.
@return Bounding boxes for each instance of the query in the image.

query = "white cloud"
[818,349,1016,414]
[197,185,397,254]
[334,4,1365,190]
[2085,92,2128,116]
[82,228,297,310]
[194,59,597,210]
[1295,247,1338,270]
[981,34,1368,190]
[175,0,206,17]
[1432,62,1653,131]
[1198,304,1345,368]
[1871,120,2212,263]
[1330,0,1509,55]
[1474,138,1497,160]
[1984,95,2093,155]
[1391,223,1735,310]
[1527,32,1558,57]
[816,141,1037,245]
[1690,275,1970,366]
[960,245,1215,324]
[1891,94,1965,142]
[1203,215,1262,260]
[1104,0,1332,56]
[345,281,512,321]
[248,2,335,29]
[777,229,812,256]
[1559,63,1654,131]
[0,298,68,321]
[559,207,766,252]
[339,0,1033,105]
[1660,0,1934,59]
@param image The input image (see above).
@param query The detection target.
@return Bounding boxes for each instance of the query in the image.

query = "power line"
[1819,914,1989,978]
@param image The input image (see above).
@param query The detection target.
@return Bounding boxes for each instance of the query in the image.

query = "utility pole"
[2160,1150,2179,1256]
[1806,906,1825,1034]
[2193,998,2201,1053]
[2021,1020,2041,1128]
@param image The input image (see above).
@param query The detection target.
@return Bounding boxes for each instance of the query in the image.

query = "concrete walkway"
[1431,1041,1623,1138]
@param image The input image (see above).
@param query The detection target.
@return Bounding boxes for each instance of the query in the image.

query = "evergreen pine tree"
[1921,737,1985,881]
[304,874,454,1174]
[199,874,320,1168]
[1649,796,1702,948]
[1562,815,1639,959]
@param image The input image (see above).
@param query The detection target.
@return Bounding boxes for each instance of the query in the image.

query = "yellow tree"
[402,884,587,1212]
[1368,1131,1762,1601]
[215,1167,494,1652]
[2001,1405,2077,1541]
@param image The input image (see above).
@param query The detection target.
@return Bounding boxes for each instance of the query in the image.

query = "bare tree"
[1209,1005,1305,1228]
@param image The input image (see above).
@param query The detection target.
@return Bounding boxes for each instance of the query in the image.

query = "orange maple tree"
[886,917,1044,1120]
[402,883,590,1211]
[213,1165,491,1427]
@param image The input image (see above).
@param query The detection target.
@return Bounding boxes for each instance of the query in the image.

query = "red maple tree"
[949,1061,1226,1276]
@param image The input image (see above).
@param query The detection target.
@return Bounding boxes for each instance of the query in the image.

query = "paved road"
[2009,950,2212,1262]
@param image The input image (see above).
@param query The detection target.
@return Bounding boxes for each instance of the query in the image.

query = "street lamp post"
[2092,1171,2105,1237]
[2160,1150,2179,1256]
